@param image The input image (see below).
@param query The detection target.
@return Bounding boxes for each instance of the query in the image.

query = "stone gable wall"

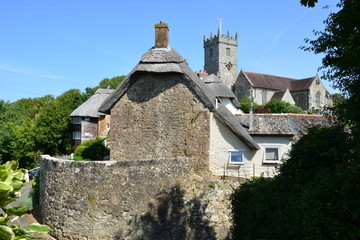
[40,155,238,240]
[233,73,252,101]
[110,73,210,171]
[291,90,309,110]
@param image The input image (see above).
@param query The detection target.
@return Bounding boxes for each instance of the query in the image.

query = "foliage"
[240,98,304,114]
[302,0,360,131]
[9,89,84,168]
[0,74,125,167]
[74,137,109,160]
[263,99,305,113]
[300,0,319,7]
[239,97,258,113]
[0,161,50,239]
[232,1,360,239]
[84,75,125,100]
[99,76,125,89]
[253,106,269,113]
[231,126,360,239]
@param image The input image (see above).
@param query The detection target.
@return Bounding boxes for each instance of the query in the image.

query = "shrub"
[74,137,109,160]
[239,97,258,113]
[253,106,269,113]
[264,99,304,113]
[230,126,360,240]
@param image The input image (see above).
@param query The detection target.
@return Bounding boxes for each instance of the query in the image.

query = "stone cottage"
[70,88,112,145]
[98,22,259,172]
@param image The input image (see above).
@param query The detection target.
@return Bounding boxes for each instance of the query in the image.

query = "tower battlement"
[203,29,238,87]
[204,31,238,44]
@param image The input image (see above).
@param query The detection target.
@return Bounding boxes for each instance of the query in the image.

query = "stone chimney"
[154,21,169,48]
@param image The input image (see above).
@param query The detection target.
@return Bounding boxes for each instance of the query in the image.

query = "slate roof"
[237,113,335,135]
[70,88,113,118]
[99,46,260,150]
[243,71,316,91]
[271,91,286,100]
[202,74,240,108]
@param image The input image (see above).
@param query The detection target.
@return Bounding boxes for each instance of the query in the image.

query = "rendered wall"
[209,115,292,178]
[81,118,98,143]
[40,155,237,240]
[110,73,210,170]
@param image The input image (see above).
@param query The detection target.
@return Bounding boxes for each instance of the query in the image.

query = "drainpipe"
[249,89,254,131]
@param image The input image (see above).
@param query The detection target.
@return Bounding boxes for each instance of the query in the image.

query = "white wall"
[219,98,242,115]
[209,114,293,178]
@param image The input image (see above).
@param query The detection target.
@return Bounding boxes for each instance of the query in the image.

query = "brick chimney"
[154,21,169,48]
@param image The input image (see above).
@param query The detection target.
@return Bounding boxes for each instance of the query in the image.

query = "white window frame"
[73,131,81,140]
[262,146,281,164]
[73,117,81,124]
[85,116,90,121]
[228,149,245,165]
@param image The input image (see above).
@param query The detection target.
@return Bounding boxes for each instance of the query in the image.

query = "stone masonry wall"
[40,155,239,240]
[110,73,210,171]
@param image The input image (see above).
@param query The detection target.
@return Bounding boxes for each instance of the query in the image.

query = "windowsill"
[228,162,244,165]
[263,161,280,164]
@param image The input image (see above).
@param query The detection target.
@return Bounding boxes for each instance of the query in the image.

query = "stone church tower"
[204,29,238,87]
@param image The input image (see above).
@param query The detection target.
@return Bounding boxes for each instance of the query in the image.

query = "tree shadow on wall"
[134,185,217,240]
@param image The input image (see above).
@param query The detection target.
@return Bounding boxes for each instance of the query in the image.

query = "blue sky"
[0,0,339,103]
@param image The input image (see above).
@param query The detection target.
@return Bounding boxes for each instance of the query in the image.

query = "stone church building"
[203,30,332,112]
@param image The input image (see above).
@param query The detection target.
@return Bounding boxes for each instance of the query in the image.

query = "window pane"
[73,132,81,140]
[265,148,279,161]
[230,152,243,163]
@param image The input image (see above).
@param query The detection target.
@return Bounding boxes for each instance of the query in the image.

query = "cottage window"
[73,117,81,124]
[85,116,90,121]
[228,150,245,165]
[73,131,81,140]
[263,146,280,163]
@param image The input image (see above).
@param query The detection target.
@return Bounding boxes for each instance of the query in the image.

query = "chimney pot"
[154,22,169,48]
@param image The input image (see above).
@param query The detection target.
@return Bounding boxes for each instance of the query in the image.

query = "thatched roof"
[99,46,259,150]
[202,74,240,108]
[70,88,113,118]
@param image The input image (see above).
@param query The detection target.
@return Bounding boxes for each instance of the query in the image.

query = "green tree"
[83,75,125,101]
[300,0,319,7]
[10,89,84,168]
[231,1,360,238]
[99,75,125,89]
[302,0,360,129]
